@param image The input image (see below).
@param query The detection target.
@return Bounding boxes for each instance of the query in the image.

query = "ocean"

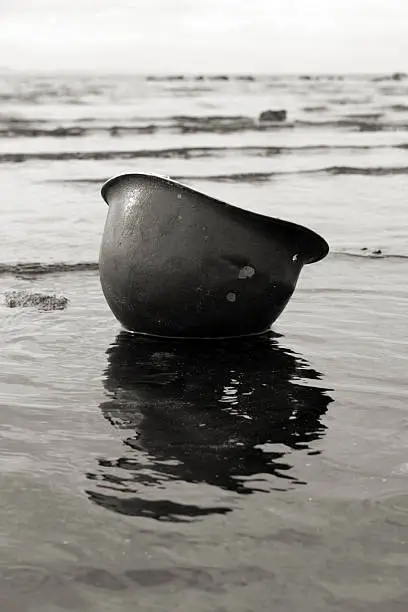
[0,72,407,611]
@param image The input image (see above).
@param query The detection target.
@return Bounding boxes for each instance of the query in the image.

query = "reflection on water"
[86,332,333,521]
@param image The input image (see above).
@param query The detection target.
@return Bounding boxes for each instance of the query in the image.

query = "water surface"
[1,73,407,612]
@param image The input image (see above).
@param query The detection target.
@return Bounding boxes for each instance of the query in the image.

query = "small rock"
[392,72,406,81]
[372,249,382,255]
[259,109,287,122]
[4,290,69,311]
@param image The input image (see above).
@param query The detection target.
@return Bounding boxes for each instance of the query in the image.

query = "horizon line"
[1,68,407,76]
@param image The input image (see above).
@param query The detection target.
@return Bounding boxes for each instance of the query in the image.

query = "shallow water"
[0,73,407,611]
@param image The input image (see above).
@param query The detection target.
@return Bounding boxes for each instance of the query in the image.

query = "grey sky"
[1,0,407,73]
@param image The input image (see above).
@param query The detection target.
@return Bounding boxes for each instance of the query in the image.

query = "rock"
[374,72,407,82]
[360,247,383,256]
[259,109,287,122]
[4,290,69,311]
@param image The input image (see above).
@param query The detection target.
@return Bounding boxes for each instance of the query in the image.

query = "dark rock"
[259,109,287,122]
[372,249,382,255]
[374,73,407,82]
[4,290,69,311]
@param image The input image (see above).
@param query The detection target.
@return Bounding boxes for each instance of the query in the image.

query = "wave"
[0,262,99,277]
[302,106,329,112]
[1,253,406,279]
[169,114,250,122]
[319,165,408,176]
[0,125,158,138]
[146,75,232,82]
[343,113,383,120]
[43,164,408,186]
[0,151,168,163]
[326,97,373,106]
[333,251,408,260]
[386,104,408,112]
[0,115,49,124]
[3,115,408,138]
[174,172,280,183]
[146,74,259,82]
[0,142,401,164]
[0,126,85,138]
[171,166,408,182]
[296,119,408,131]
[58,171,295,185]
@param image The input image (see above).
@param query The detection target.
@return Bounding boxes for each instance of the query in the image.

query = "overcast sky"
[1,0,407,74]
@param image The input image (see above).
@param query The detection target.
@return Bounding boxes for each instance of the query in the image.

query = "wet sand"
[0,73,407,611]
